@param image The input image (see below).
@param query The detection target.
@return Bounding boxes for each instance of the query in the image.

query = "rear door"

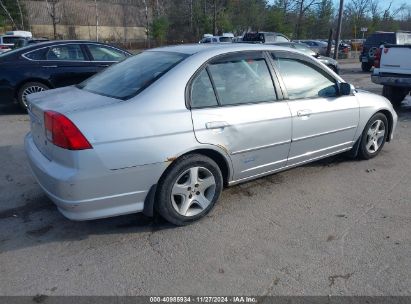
[41,43,97,87]
[190,51,292,182]
[270,51,359,166]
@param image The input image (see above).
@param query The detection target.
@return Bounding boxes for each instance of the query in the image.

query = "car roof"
[16,40,130,54]
[25,40,120,47]
[148,43,293,56]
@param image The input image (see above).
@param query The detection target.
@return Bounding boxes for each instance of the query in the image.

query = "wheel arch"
[187,148,231,187]
[377,109,394,142]
[160,147,232,188]
[146,147,232,219]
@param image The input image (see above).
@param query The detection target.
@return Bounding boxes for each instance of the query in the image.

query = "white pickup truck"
[371,44,411,106]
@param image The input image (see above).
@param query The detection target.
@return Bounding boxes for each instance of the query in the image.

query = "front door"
[189,51,292,182]
[270,52,360,166]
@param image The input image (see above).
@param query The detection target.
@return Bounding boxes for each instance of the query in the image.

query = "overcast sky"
[266,0,407,11]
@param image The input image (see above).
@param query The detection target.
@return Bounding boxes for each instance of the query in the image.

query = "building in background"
[22,0,149,46]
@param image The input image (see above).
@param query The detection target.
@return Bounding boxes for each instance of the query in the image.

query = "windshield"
[79,51,188,100]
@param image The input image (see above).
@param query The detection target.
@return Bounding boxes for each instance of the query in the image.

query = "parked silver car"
[25,44,397,225]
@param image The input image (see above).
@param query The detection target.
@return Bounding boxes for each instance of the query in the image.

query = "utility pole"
[143,0,150,48]
[95,0,99,42]
[333,0,344,60]
[326,29,333,57]
[213,0,217,35]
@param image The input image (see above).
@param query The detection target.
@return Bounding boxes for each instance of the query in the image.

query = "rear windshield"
[79,51,188,100]
[2,36,21,44]
[219,37,232,42]
[243,33,265,42]
[365,33,396,46]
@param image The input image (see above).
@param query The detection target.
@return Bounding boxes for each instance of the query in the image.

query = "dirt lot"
[0,61,410,296]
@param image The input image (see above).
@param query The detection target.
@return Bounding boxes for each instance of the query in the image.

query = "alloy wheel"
[171,166,216,217]
[22,85,46,107]
[366,119,385,154]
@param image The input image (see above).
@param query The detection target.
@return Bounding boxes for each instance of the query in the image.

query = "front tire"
[156,154,223,226]
[17,82,49,110]
[358,113,388,160]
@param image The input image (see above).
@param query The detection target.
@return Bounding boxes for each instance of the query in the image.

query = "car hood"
[27,85,121,115]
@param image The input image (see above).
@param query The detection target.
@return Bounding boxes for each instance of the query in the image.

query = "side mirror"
[315,52,320,58]
[340,82,353,96]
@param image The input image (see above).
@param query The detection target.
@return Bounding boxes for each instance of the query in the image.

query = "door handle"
[206,121,229,129]
[98,64,109,67]
[42,65,58,68]
[297,109,312,117]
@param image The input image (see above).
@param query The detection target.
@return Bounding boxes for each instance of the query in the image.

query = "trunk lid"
[27,85,121,160]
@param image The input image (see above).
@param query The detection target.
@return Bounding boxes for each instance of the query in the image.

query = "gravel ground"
[0,61,410,296]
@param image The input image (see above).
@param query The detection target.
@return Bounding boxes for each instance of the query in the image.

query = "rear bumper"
[372,74,411,88]
[25,133,167,220]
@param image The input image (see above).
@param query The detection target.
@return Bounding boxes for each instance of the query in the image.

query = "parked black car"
[0,40,131,109]
[274,42,339,74]
[360,31,411,72]
[242,32,290,43]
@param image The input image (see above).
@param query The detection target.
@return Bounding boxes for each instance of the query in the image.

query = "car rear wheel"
[18,82,49,110]
[358,113,388,160]
[156,154,223,226]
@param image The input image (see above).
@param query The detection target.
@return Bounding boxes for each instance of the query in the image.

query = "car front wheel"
[358,113,388,160]
[156,154,223,226]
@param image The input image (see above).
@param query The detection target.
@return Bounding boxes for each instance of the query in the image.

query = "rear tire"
[156,154,223,226]
[17,82,49,110]
[361,62,372,72]
[358,113,388,160]
[382,85,408,107]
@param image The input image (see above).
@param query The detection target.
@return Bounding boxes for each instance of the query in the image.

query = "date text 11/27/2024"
[149,297,257,303]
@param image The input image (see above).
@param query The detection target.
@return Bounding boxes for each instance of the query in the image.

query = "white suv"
[0,31,32,53]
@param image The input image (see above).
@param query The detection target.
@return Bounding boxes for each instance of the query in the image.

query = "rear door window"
[46,44,86,61]
[207,53,277,106]
[191,69,218,108]
[24,48,47,60]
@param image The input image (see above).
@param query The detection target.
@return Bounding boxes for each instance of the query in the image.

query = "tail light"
[374,47,382,68]
[0,45,8,49]
[44,110,92,150]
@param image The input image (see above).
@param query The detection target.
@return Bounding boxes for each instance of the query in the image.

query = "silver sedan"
[25,44,397,225]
